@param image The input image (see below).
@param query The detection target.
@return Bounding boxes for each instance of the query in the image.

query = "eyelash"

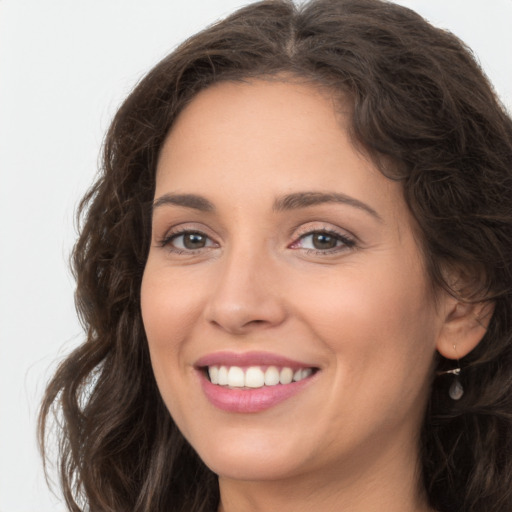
[290,228,356,255]
[158,228,217,255]
[157,227,356,255]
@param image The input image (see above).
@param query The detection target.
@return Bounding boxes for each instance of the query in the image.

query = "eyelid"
[156,221,214,241]
[291,221,355,240]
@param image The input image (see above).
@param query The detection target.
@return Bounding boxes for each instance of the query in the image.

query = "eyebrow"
[273,191,382,221]
[153,193,215,212]
[152,190,381,221]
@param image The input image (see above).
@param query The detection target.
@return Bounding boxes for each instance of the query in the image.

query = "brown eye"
[182,232,208,249]
[165,231,216,252]
[311,233,338,250]
[292,230,356,253]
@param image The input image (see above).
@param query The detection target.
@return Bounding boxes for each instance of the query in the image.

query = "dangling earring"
[437,345,464,400]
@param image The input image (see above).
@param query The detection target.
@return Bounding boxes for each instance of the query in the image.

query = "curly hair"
[39,1,512,511]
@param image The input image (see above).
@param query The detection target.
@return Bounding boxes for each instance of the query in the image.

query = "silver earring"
[444,368,464,400]
[437,346,464,400]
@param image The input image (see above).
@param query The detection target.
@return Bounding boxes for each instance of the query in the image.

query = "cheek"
[140,267,202,392]
[140,266,207,440]
[292,257,438,381]
[141,264,204,346]
[297,268,438,439]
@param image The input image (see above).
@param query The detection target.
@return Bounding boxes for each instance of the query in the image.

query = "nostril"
[205,290,287,334]
[209,317,271,334]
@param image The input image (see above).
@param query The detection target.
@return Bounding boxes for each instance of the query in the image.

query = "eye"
[291,229,356,253]
[301,232,340,250]
[161,230,217,252]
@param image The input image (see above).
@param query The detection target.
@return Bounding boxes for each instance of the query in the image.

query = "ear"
[436,297,495,359]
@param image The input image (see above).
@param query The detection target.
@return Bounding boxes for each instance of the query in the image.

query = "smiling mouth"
[203,365,318,389]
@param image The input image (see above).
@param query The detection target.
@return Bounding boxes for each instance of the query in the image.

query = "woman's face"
[141,80,452,483]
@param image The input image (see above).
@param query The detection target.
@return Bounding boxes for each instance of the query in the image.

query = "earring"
[437,345,464,400]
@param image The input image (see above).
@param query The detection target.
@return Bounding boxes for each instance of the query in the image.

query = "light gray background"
[1,1,511,511]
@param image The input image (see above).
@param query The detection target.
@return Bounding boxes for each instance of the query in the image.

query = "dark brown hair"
[39,1,512,511]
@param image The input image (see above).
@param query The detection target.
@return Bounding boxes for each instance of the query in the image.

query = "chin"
[204,450,302,482]
[188,428,310,481]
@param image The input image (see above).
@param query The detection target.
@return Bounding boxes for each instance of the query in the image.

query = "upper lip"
[195,351,317,369]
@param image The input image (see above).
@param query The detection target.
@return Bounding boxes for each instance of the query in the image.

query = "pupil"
[184,233,206,249]
[313,233,337,250]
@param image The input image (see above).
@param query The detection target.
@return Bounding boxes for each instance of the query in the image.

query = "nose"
[204,248,287,335]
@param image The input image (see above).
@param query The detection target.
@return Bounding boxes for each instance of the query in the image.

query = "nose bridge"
[205,238,285,334]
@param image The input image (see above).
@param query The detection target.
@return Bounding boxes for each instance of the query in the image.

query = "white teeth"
[207,365,314,388]
[264,366,280,386]
[292,368,313,381]
[218,366,228,386]
[301,368,313,379]
[227,366,245,387]
[208,366,219,384]
[279,367,293,385]
[245,367,265,388]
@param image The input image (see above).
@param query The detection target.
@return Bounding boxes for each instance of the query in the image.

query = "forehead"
[161,78,345,160]
[155,79,404,221]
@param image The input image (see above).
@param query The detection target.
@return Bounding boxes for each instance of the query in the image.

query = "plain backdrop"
[0,1,511,511]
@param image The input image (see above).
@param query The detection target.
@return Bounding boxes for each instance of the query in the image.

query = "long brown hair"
[39,1,512,511]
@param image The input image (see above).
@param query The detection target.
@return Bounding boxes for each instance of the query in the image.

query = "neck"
[217,437,434,512]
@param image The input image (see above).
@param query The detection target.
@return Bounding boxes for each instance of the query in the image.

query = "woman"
[39,0,512,511]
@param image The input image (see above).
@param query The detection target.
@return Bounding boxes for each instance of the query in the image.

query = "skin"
[140,79,477,512]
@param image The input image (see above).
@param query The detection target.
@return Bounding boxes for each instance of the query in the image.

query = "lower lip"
[199,371,316,413]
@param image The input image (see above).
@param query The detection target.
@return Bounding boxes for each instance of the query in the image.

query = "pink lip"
[195,351,318,414]
[195,351,312,370]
